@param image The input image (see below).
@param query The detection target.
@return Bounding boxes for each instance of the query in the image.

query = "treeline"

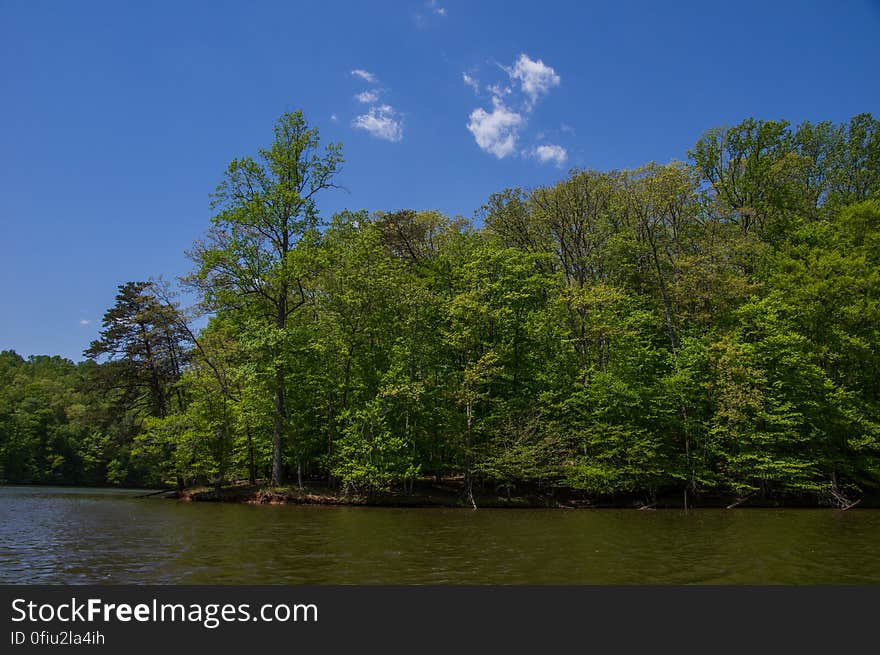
[2,111,879,506]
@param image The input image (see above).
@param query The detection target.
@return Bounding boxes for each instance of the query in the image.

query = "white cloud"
[349,67,405,142]
[560,123,576,135]
[355,90,379,104]
[330,113,338,122]
[79,319,91,326]
[487,82,511,98]
[506,54,560,106]
[467,98,524,159]
[351,69,377,84]
[352,105,404,142]
[533,144,568,167]
[427,0,446,16]
[466,53,567,161]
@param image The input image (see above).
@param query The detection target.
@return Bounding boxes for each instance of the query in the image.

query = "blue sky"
[2,0,879,361]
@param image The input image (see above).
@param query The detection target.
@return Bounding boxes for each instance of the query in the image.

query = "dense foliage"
[2,111,879,506]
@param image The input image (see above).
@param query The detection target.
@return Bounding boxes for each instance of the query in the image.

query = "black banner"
[2,586,877,652]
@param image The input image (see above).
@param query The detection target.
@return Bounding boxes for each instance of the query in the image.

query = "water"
[1,486,878,584]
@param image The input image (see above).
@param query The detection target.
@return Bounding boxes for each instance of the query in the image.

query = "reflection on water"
[1,486,878,584]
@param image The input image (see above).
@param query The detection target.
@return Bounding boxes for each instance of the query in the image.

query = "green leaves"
[332,396,419,494]
[5,112,879,505]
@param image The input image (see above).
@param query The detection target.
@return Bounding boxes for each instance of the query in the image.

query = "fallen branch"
[829,488,857,510]
[726,492,755,510]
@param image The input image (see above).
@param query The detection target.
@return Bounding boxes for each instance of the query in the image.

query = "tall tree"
[85,281,187,420]
[188,111,343,486]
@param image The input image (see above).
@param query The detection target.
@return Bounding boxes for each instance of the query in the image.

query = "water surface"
[1,486,878,584]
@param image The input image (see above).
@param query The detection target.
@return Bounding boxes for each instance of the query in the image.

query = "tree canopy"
[2,111,879,508]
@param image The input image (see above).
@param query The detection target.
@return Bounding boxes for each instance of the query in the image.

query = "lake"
[1,486,878,584]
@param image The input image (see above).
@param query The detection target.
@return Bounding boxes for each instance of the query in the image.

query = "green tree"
[85,281,188,420]
[188,111,343,486]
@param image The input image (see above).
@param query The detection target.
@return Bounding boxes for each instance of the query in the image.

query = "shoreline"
[169,482,877,510]
[4,482,875,509]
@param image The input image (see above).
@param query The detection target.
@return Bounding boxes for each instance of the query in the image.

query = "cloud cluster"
[467,98,523,159]
[351,69,377,84]
[533,144,568,167]
[355,90,379,104]
[350,69,404,142]
[465,53,567,165]
[506,54,561,108]
[352,105,404,142]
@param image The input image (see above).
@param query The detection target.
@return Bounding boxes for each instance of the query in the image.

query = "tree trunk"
[246,422,256,486]
[271,291,288,488]
[464,397,476,509]
[272,365,285,487]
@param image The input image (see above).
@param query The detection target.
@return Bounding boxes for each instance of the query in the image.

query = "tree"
[188,111,343,486]
[826,113,880,209]
[0,352,93,484]
[85,281,187,420]
[689,118,798,238]
[623,162,698,355]
[83,281,189,485]
[6,111,880,507]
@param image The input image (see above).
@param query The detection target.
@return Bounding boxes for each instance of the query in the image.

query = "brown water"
[1,486,878,584]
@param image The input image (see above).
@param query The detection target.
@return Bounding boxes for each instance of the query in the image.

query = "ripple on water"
[2,488,880,584]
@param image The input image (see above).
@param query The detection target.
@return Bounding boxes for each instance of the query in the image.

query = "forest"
[1,111,878,508]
